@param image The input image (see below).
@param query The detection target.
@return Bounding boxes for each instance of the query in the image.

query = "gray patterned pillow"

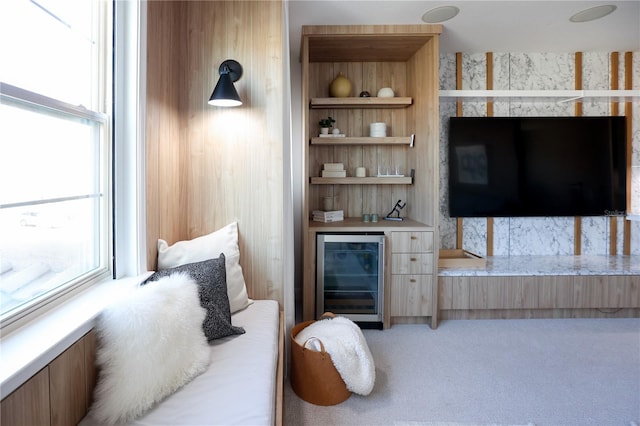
[143,254,245,341]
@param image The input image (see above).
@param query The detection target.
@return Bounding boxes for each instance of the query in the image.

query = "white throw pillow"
[157,222,251,313]
[90,273,211,425]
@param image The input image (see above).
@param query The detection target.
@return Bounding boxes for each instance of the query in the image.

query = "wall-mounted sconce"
[208,59,243,107]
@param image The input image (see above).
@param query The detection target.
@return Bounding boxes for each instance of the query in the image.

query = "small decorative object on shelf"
[319,116,335,135]
[359,91,370,97]
[312,209,344,223]
[377,87,394,97]
[321,162,345,177]
[369,122,386,137]
[329,72,352,97]
[384,200,406,221]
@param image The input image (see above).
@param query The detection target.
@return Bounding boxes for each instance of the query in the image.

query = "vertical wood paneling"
[455,52,463,249]
[438,275,638,315]
[610,52,620,255]
[486,52,494,256]
[574,52,583,255]
[146,1,285,303]
[623,52,633,255]
[145,1,186,271]
[0,332,97,426]
[84,330,97,408]
[0,368,50,426]
[50,338,86,425]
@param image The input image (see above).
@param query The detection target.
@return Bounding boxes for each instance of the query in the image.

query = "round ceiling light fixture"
[421,5,460,23]
[569,4,617,22]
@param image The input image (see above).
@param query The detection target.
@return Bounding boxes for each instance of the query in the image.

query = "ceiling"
[287,1,640,61]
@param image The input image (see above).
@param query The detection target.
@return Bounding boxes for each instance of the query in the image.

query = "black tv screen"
[448,116,627,217]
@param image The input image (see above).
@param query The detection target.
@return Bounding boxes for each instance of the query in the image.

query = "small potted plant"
[319,117,335,135]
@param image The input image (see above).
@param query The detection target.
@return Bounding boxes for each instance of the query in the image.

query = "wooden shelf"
[439,89,639,103]
[310,97,412,109]
[304,28,441,62]
[311,136,414,145]
[311,176,412,185]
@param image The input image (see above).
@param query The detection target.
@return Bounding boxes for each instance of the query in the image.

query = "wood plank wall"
[146,0,285,303]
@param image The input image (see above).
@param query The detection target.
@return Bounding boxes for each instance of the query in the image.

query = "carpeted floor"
[284,318,640,426]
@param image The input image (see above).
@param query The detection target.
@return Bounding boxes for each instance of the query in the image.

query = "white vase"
[320,127,329,135]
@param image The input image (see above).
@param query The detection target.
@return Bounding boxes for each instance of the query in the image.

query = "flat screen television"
[448,116,627,217]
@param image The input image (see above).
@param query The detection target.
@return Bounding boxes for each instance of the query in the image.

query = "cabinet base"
[355,321,383,330]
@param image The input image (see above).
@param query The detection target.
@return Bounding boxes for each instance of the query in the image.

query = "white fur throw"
[89,273,211,425]
[294,316,376,396]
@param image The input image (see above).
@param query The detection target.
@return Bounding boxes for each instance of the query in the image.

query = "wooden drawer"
[391,253,433,275]
[390,275,433,316]
[391,231,433,253]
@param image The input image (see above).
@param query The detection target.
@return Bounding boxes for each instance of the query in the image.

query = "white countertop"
[439,255,640,277]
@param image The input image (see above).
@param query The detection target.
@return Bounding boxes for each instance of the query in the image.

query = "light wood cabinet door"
[50,338,88,426]
[391,231,433,253]
[390,230,435,318]
[1,331,97,426]
[392,253,433,275]
[0,368,50,426]
[391,275,433,316]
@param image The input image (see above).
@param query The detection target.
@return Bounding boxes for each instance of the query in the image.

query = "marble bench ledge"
[438,255,640,277]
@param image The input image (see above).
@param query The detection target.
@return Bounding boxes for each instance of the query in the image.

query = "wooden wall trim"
[574,52,582,255]
[610,52,620,255]
[455,52,463,249]
[486,52,494,256]
[623,51,633,255]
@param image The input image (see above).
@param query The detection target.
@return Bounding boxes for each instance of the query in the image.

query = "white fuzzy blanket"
[294,316,375,395]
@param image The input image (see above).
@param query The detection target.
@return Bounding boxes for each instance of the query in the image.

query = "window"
[0,0,113,326]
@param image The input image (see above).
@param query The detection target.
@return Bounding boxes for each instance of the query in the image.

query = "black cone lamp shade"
[208,59,243,107]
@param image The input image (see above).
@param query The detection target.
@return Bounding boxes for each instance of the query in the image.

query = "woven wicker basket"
[289,318,351,406]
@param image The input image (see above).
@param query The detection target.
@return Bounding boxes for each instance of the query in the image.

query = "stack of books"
[321,163,346,178]
[312,210,344,223]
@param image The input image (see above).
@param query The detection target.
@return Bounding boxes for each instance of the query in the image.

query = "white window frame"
[0,0,147,397]
[0,0,148,334]
[0,82,112,330]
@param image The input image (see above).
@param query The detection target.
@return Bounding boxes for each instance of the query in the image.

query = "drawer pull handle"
[410,257,417,261]
[410,278,416,283]
[410,236,417,240]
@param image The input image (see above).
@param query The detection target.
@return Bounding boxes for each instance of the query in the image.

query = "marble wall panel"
[509,53,574,90]
[462,217,487,257]
[508,217,575,255]
[632,219,640,255]
[633,167,640,214]
[437,51,639,256]
[626,52,639,254]
[491,218,509,255]
[439,54,458,249]
[581,216,609,255]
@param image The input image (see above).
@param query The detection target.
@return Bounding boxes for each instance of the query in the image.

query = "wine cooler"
[316,233,385,324]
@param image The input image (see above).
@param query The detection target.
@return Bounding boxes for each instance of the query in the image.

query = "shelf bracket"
[557,90,585,104]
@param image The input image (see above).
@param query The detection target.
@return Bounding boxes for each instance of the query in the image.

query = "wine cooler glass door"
[316,234,384,322]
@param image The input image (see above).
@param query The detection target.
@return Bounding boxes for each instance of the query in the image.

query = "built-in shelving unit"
[440,89,639,103]
[301,24,442,328]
